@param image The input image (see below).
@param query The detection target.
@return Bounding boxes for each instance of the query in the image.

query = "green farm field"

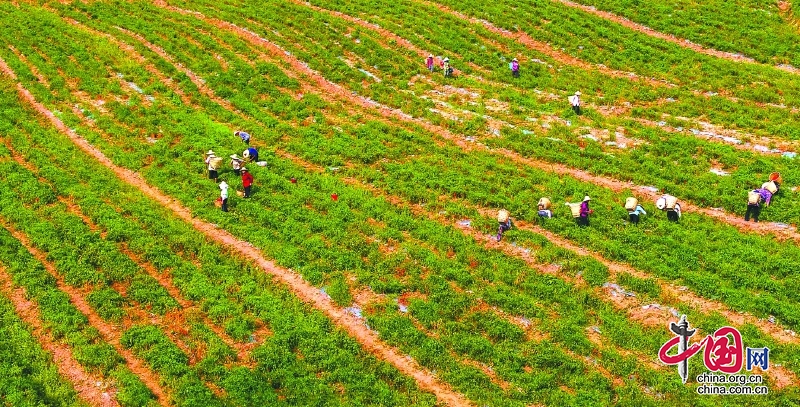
[0,0,799,406]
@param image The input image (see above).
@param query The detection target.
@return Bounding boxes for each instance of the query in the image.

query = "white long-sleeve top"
[220,182,229,199]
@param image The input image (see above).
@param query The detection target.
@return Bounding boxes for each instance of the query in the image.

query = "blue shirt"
[238,132,251,142]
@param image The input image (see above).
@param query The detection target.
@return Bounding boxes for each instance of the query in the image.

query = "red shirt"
[242,172,253,187]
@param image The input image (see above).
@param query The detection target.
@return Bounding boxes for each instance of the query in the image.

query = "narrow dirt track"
[0,220,170,406]
[260,0,800,160]
[2,130,258,363]
[0,56,472,407]
[276,149,800,353]
[416,1,673,88]
[551,0,800,75]
[156,2,800,242]
[0,266,120,407]
[29,4,800,347]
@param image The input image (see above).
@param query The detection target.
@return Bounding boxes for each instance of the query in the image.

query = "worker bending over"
[537,197,552,218]
[745,188,771,222]
[657,193,681,222]
[625,197,646,224]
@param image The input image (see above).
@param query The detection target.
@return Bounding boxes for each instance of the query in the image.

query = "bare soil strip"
[0,56,471,407]
[277,149,800,353]
[551,0,800,75]
[150,2,799,241]
[0,219,170,405]
[2,131,258,363]
[0,266,120,407]
[420,1,674,88]
[273,1,799,158]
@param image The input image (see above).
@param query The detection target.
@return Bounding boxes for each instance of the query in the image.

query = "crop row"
[38,0,800,327]
[0,267,87,407]
[4,7,800,406]
[9,0,800,350]
[4,108,442,407]
[559,0,800,67]
[103,0,800,226]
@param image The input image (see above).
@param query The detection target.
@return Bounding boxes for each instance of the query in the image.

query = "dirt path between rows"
[14,7,800,388]
[2,128,259,364]
[151,2,800,241]
[264,1,800,159]
[0,56,471,407]
[0,219,170,405]
[419,1,673,88]
[35,3,800,345]
[277,148,800,361]
[0,266,119,407]
[551,0,800,75]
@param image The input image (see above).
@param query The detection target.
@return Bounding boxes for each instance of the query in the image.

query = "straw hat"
[574,91,581,96]
[230,154,240,160]
[512,58,518,61]
[583,196,591,201]
[444,57,449,61]
[207,150,215,155]
[428,54,433,58]
[241,167,248,172]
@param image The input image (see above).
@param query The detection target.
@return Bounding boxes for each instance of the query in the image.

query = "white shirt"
[569,95,580,107]
[220,182,229,199]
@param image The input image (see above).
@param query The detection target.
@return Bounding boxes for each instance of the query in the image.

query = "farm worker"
[568,91,581,115]
[625,197,646,224]
[230,154,243,176]
[205,150,221,182]
[234,130,251,145]
[578,196,592,226]
[426,54,435,72]
[537,197,552,218]
[762,180,779,196]
[243,146,259,163]
[241,167,254,198]
[657,193,681,222]
[745,188,771,222]
[442,57,453,77]
[219,181,229,212]
[510,58,520,78]
[567,196,592,226]
[496,209,512,242]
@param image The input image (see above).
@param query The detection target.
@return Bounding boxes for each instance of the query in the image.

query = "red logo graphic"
[658,315,744,383]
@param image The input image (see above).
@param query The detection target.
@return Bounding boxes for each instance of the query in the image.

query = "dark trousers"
[576,216,589,226]
[629,214,640,224]
[209,169,218,180]
[666,210,679,222]
[244,186,252,198]
[572,105,581,115]
[233,169,241,176]
[512,70,519,78]
[221,198,228,212]
[497,221,511,241]
[745,204,761,222]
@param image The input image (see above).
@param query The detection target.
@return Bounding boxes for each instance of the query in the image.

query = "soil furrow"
[551,0,800,75]
[0,55,472,407]
[0,219,170,405]
[150,2,800,241]
[0,266,120,407]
